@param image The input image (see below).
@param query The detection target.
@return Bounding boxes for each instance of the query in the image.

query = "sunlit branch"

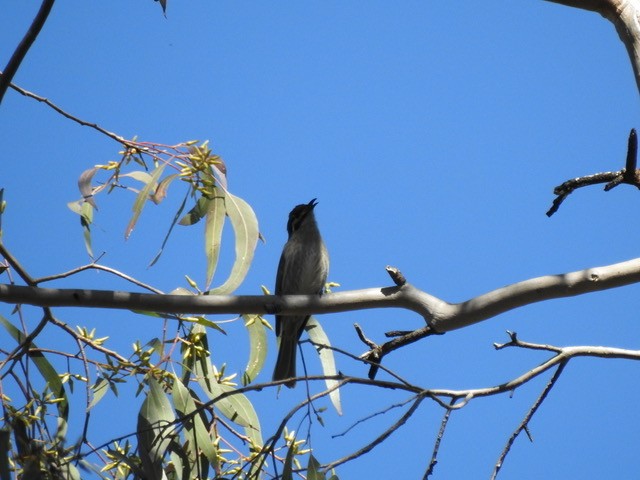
[2,256,640,336]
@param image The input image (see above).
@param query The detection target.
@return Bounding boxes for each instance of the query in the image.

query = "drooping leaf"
[206,191,259,295]
[120,170,154,184]
[81,201,94,258]
[210,157,227,190]
[0,427,10,480]
[137,377,176,480]
[242,314,267,386]
[0,315,69,439]
[178,195,210,226]
[151,173,179,205]
[307,454,325,480]
[204,187,225,289]
[189,325,263,447]
[148,188,190,267]
[88,377,110,410]
[306,317,342,416]
[282,437,295,480]
[125,163,166,239]
[77,167,99,208]
[172,374,218,471]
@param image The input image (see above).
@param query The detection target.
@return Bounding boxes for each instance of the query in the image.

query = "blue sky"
[2,1,640,478]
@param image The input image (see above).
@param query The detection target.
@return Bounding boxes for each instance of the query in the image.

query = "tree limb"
[543,0,640,97]
[2,256,640,335]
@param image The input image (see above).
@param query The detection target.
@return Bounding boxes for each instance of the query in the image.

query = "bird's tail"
[273,335,297,388]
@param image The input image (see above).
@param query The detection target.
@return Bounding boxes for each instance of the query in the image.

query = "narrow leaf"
[189,325,263,447]
[137,377,176,479]
[151,173,179,205]
[307,454,325,480]
[178,195,210,226]
[306,317,342,416]
[88,377,110,410]
[282,439,295,480]
[204,187,225,288]
[242,314,267,386]
[207,191,259,295]
[120,170,154,184]
[81,201,94,258]
[148,188,190,267]
[0,315,69,439]
[0,428,11,480]
[125,163,166,239]
[172,375,218,470]
[77,167,99,208]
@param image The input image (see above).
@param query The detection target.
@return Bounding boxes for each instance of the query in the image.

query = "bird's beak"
[308,198,318,208]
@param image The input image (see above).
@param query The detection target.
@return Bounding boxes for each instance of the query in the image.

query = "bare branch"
[544,0,640,97]
[0,0,55,105]
[491,361,568,479]
[3,256,640,337]
[547,129,640,216]
[424,398,455,479]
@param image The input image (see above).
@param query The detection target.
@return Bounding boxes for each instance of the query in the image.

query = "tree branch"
[0,0,55,105]
[2,256,640,335]
[543,0,640,97]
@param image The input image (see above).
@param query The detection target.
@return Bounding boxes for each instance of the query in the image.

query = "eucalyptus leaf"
[242,314,267,386]
[204,187,225,288]
[0,315,69,439]
[206,191,259,295]
[125,163,166,239]
[172,375,219,470]
[137,377,176,480]
[306,317,342,416]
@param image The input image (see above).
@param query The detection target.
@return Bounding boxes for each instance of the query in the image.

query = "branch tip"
[385,265,407,286]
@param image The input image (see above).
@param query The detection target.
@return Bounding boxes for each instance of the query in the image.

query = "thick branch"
[544,0,640,97]
[2,257,640,334]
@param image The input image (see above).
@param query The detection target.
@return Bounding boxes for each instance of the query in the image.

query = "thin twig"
[3,75,129,145]
[491,360,568,480]
[322,394,426,471]
[424,398,455,479]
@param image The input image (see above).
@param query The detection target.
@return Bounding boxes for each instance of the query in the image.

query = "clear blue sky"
[2,1,640,478]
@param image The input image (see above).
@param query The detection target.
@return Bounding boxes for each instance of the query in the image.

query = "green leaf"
[0,315,69,439]
[137,377,176,479]
[149,188,190,268]
[125,163,166,239]
[307,454,325,480]
[120,170,154,184]
[88,377,110,410]
[77,167,99,208]
[190,325,263,447]
[151,173,179,205]
[0,427,11,480]
[306,317,342,416]
[242,314,267,386]
[178,195,210,226]
[172,375,218,470]
[282,437,295,480]
[204,187,225,288]
[206,191,259,295]
[81,201,94,258]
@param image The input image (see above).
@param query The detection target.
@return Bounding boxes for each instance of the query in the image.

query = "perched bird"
[273,198,329,388]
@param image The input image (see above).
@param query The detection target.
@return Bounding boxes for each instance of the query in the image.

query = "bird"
[273,198,329,388]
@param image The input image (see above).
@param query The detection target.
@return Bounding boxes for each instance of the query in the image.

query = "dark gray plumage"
[273,199,329,388]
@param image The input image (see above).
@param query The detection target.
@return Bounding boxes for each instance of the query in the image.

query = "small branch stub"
[386,265,406,286]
